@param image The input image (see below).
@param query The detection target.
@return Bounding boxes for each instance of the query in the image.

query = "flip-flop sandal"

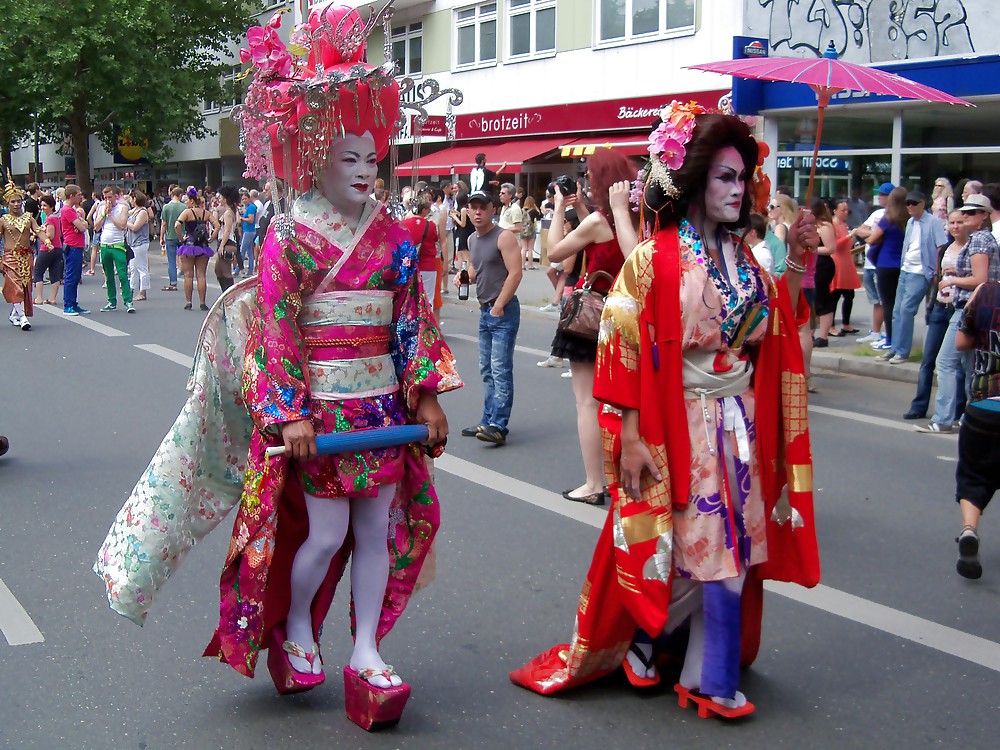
[161,285,177,291]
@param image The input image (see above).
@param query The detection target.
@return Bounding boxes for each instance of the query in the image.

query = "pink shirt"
[61,205,85,247]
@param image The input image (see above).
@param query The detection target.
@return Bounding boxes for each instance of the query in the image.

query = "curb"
[812,351,919,384]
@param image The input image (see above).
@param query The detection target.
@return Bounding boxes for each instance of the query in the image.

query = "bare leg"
[33,281,44,304]
[180,255,195,305]
[567,361,604,498]
[872,302,884,335]
[817,312,834,340]
[961,499,982,531]
[47,282,61,304]
[285,494,351,674]
[348,484,402,687]
[545,266,560,290]
[799,323,813,379]
[194,255,209,305]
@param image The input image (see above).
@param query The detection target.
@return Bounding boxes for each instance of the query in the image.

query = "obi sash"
[299,290,398,400]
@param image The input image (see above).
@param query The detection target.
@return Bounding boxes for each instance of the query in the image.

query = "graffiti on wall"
[748,1,980,62]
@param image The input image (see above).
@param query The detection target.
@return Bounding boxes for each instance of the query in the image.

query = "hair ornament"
[628,100,706,214]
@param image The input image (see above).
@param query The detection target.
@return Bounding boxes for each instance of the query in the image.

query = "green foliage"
[0,1,254,170]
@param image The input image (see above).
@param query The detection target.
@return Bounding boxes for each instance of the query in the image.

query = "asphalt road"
[1,261,997,750]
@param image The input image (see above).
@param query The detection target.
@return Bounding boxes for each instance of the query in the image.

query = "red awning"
[396,136,568,175]
[559,134,650,158]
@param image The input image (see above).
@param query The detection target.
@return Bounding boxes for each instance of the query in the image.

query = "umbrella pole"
[805,90,833,206]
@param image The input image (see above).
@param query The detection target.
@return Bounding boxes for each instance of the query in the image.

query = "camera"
[554,174,577,197]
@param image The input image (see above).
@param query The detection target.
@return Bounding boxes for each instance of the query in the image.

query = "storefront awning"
[396,136,568,175]
[559,134,650,158]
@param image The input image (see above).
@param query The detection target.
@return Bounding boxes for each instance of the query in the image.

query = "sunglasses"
[767,203,779,209]
[906,200,922,206]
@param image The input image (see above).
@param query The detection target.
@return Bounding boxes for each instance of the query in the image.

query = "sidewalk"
[446,263,927,386]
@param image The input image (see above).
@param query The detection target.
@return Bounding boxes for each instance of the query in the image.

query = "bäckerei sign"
[452,90,727,140]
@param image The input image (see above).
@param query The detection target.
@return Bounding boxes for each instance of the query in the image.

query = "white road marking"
[435,453,1000,675]
[445,332,550,358]
[937,455,958,462]
[0,575,44,646]
[134,344,194,368]
[807,404,925,433]
[34,304,129,337]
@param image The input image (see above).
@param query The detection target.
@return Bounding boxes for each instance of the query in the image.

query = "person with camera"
[545,151,638,505]
[174,187,219,311]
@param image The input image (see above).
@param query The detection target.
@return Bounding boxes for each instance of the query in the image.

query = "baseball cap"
[905,190,926,204]
[958,193,991,212]
[468,190,495,205]
[876,182,895,196]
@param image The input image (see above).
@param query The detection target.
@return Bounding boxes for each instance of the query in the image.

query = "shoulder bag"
[557,259,615,341]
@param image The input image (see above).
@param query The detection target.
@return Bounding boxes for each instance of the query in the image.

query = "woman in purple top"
[173,187,219,310]
[865,186,908,347]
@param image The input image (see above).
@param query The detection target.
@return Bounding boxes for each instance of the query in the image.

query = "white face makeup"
[703,146,746,227]
[318,132,378,216]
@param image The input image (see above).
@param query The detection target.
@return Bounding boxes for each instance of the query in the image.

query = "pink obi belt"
[299,290,398,400]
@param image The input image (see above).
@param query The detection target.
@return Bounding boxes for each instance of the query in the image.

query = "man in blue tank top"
[456,190,523,445]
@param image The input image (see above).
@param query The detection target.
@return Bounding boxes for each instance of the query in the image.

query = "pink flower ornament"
[658,138,686,170]
[242,20,293,78]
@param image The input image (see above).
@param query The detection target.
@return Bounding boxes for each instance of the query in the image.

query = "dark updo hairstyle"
[643,113,758,231]
[810,197,833,224]
[218,185,240,208]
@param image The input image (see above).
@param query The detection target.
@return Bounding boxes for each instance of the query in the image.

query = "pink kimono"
[205,195,462,676]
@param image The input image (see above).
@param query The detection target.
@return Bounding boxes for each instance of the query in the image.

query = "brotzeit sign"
[454,90,726,140]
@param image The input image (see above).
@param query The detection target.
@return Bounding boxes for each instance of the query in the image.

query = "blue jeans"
[891,271,929,357]
[931,308,972,428]
[910,304,964,417]
[63,245,84,309]
[478,297,520,434]
[165,238,179,285]
[240,231,256,275]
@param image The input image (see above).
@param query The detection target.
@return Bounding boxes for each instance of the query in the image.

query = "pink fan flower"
[244,21,293,78]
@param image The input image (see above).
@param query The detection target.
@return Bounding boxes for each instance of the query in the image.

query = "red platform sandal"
[674,683,755,719]
[266,624,325,695]
[622,643,660,688]
[343,666,411,731]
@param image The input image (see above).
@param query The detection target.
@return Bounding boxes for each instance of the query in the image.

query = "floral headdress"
[630,100,706,212]
[234,1,462,206]
[629,98,771,236]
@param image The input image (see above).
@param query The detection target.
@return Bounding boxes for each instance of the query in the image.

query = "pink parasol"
[688,43,973,202]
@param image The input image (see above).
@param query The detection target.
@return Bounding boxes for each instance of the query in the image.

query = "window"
[221,65,245,110]
[455,3,497,69]
[391,22,423,77]
[597,0,695,44]
[508,0,556,60]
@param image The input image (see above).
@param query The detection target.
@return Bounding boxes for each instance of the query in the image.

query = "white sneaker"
[870,336,888,350]
[856,330,879,343]
[539,302,559,312]
[18,315,31,331]
[537,356,565,368]
[561,370,573,379]
[8,311,18,326]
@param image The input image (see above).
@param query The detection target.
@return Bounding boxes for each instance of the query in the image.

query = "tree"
[1,1,254,193]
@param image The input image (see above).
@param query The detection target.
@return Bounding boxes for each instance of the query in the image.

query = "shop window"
[508,0,556,61]
[777,109,893,152]
[902,105,1000,149]
[456,3,498,69]
[392,22,423,78]
[596,0,696,45]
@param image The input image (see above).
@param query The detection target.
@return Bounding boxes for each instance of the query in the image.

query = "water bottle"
[458,261,470,301]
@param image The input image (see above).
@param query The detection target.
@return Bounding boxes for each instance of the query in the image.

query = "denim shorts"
[862,268,880,305]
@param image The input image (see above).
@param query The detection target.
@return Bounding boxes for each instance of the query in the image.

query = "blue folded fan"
[265,424,430,457]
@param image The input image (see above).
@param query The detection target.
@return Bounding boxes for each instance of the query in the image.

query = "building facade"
[12,0,993,203]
